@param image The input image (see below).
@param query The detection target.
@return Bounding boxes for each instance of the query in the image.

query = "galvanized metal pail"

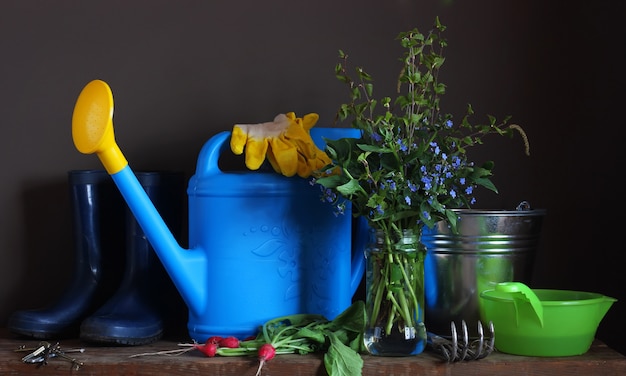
[422,204,546,336]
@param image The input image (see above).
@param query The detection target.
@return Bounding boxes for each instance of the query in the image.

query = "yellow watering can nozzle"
[72,80,128,174]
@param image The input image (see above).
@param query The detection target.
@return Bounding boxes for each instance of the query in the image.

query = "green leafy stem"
[368,233,424,336]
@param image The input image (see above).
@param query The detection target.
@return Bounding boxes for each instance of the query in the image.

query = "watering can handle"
[195,131,230,177]
[194,128,364,177]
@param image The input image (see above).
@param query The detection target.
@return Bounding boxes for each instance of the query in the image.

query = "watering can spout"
[71,79,208,316]
[110,168,210,316]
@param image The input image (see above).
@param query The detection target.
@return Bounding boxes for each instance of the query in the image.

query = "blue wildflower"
[325,189,337,202]
[398,139,408,152]
[421,176,433,190]
[429,141,440,155]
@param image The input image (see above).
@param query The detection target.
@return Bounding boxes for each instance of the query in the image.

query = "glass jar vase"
[363,228,427,356]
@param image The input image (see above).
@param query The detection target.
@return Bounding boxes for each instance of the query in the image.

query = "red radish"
[205,336,223,345]
[194,342,218,357]
[218,336,240,348]
[255,343,276,376]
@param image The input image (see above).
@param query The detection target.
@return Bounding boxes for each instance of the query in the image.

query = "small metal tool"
[427,320,495,362]
[15,341,85,370]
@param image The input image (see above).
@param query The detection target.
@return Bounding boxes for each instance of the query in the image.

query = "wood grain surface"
[1,329,624,376]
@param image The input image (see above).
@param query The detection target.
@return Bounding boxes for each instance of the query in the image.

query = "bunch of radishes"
[190,301,366,376]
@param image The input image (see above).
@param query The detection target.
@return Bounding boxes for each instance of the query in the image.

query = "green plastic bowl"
[479,282,616,357]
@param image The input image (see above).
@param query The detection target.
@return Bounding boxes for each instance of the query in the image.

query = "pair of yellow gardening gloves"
[230,112,331,178]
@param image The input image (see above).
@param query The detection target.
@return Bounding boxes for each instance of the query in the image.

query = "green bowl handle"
[496,282,544,327]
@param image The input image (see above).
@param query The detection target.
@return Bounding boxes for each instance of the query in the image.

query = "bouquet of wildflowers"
[316,17,528,237]
[314,17,528,352]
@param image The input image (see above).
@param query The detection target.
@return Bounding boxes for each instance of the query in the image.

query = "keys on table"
[15,341,85,370]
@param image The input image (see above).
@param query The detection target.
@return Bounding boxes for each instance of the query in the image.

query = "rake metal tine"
[458,320,469,360]
[443,338,457,363]
[450,321,459,361]
[485,321,496,356]
[476,321,495,360]
[427,332,454,362]
[440,344,453,363]
[472,320,485,360]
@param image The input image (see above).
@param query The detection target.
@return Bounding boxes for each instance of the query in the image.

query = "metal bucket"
[422,203,546,336]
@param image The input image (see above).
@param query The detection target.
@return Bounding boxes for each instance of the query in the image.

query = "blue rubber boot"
[79,171,186,345]
[7,170,126,339]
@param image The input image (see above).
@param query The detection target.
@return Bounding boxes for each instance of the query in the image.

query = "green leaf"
[316,174,346,189]
[331,328,350,344]
[337,179,362,196]
[329,300,366,333]
[445,209,459,233]
[323,332,364,376]
[357,143,390,153]
[480,160,495,170]
[474,177,498,193]
[348,333,365,353]
[294,327,327,344]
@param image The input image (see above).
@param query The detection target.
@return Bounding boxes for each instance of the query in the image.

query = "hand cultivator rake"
[427,320,495,362]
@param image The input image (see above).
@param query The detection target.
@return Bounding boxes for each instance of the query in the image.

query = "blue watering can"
[71,80,366,342]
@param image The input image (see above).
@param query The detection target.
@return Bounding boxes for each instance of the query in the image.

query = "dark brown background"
[1,1,624,355]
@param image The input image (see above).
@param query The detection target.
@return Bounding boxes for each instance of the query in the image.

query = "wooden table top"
[1,328,625,375]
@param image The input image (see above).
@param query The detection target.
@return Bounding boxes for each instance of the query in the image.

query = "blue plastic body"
[111,127,366,342]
